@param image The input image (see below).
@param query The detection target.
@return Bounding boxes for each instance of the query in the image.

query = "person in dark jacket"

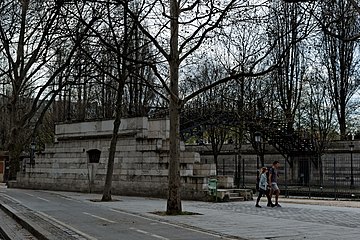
[269,161,281,207]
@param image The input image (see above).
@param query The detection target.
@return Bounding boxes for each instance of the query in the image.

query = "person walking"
[269,160,281,207]
[255,167,274,208]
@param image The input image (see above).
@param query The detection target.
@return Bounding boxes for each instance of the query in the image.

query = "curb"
[0,198,94,240]
[0,202,50,240]
[0,225,10,240]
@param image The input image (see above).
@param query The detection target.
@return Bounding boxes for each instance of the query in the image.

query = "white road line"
[130,227,170,240]
[37,197,50,202]
[111,209,236,240]
[0,194,22,204]
[134,228,148,234]
[59,196,81,202]
[1,193,97,240]
[7,193,49,203]
[83,212,117,224]
[150,233,170,240]
[36,211,98,240]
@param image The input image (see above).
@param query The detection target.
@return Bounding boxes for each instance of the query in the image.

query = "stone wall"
[14,117,216,200]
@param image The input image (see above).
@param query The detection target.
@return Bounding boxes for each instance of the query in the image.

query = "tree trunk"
[166,0,182,214]
[167,96,182,214]
[213,154,219,175]
[102,0,129,201]
[7,128,23,180]
[102,76,125,201]
[101,113,121,201]
[339,114,347,140]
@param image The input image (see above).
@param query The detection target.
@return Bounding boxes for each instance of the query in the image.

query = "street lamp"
[349,143,354,189]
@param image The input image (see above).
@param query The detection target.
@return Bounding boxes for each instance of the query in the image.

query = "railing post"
[285,155,288,198]
[334,157,337,200]
[242,157,245,188]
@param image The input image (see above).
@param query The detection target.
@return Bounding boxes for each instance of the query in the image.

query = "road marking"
[24,193,35,197]
[0,194,22,204]
[130,227,170,240]
[36,211,98,240]
[39,190,82,203]
[83,212,117,223]
[37,197,50,202]
[111,209,236,240]
[0,193,97,240]
[59,196,81,203]
[7,193,49,203]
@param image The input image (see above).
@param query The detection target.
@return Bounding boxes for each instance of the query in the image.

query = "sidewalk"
[76,194,360,240]
[1,187,360,240]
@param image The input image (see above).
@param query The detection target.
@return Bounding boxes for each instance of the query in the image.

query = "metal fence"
[281,154,360,199]
[226,154,360,200]
[196,143,360,200]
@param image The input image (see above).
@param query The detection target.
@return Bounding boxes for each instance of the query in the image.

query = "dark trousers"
[256,188,272,205]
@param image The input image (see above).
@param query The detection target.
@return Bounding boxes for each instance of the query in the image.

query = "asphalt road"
[0,189,227,240]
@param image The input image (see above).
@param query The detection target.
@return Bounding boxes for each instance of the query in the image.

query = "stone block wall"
[15,117,216,200]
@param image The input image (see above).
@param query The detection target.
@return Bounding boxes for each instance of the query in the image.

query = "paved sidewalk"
[1,187,360,240]
[49,191,360,240]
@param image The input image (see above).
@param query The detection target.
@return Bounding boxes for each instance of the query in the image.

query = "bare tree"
[319,0,360,139]
[302,70,336,184]
[0,1,98,179]
[181,61,236,173]
[120,0,281,214]
[72,1,159,201]
[268,1,316,131]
